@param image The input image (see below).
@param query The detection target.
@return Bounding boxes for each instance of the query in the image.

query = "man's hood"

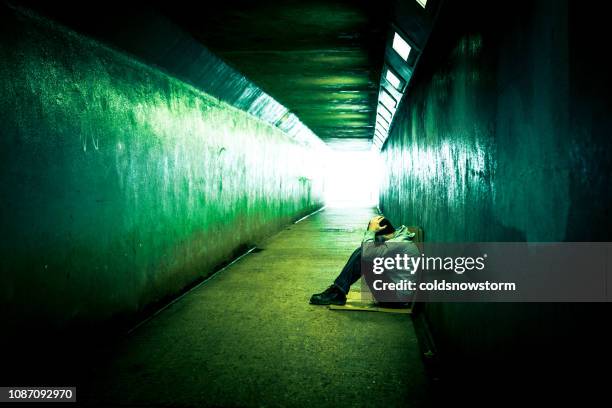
[392,225,416,241]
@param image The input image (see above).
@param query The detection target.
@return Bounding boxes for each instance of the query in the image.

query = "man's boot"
[309,285,347,305]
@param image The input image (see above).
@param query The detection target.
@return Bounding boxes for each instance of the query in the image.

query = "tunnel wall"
[0,7,324,329]
[380,0,611,381]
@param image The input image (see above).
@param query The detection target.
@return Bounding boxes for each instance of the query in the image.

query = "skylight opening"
[376,121,387,131]
[392,32,412,61]
[378,105,393,122]
[379,89,397,111]
[385,69,402,90]
[380,103,395,116]
[376,119,389,132]
[416,0,427,8]
[376,119,390,133]
[377,113,390,126]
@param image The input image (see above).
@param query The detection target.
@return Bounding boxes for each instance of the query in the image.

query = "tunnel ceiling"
[162,0,391,142]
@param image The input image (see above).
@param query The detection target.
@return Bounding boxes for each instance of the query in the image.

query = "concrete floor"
[84,207,431,407]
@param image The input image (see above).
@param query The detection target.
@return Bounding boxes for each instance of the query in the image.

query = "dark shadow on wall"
[564,0,612,242]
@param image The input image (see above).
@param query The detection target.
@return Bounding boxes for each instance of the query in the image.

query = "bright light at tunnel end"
[323,150,382,208]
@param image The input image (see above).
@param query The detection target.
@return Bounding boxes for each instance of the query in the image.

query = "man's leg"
[310,247,362,305]
[332,247,362,294]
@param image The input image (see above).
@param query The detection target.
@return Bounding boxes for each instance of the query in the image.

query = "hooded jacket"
[361,225,420,297]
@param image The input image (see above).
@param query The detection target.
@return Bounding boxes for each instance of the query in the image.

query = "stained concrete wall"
[380,0,611,388]
[0,7,324,330]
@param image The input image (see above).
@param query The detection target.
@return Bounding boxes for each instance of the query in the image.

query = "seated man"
[310,215,417,306]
